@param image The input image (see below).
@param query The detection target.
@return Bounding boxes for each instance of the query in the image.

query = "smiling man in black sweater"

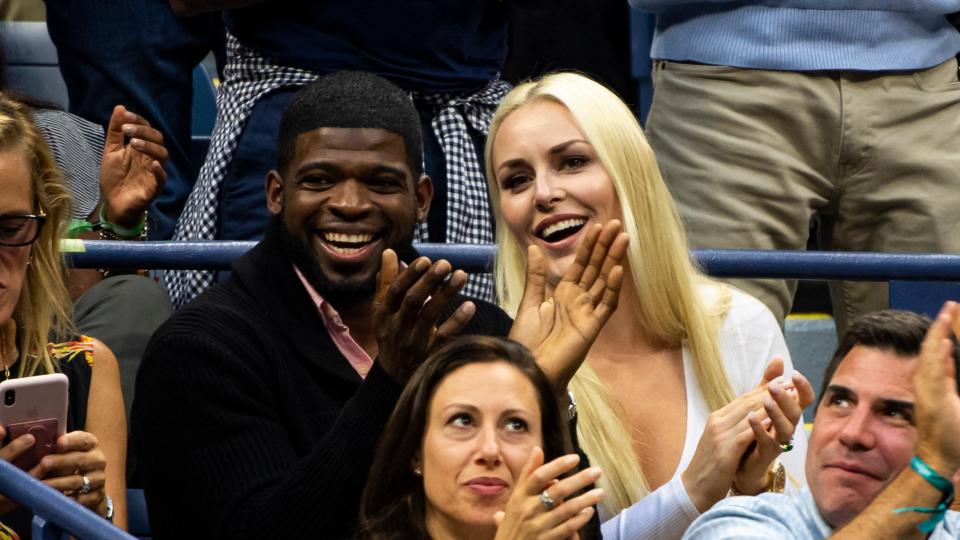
[131,72,512,539]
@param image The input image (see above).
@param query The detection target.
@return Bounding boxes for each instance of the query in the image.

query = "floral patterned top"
[0,336,95,539]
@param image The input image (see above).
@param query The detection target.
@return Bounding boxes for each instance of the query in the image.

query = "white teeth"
[323,232,374,244]
[540,218,587,240]
[329,245,363,255]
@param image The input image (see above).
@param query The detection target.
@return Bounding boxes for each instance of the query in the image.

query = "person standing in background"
[630,0,960,336]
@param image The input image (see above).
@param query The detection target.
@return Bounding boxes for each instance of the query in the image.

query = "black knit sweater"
[131,227,512,539]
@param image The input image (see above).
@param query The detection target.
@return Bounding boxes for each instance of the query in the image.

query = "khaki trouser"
[646,58,960,335]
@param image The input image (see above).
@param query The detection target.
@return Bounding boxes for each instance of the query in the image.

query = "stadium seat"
[128,488,152,540]
[628,11,655,123]
[1,20,216,169]
[889,281,960,318]
[190,62,216,168]
[0,21,70,107]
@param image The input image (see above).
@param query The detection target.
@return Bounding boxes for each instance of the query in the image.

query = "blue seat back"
[0,21,70,108]
[889,281,960,318]
[127,488,152,540]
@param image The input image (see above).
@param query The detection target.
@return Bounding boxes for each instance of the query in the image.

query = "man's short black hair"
[819,309,960,404]
[276,71,423,178]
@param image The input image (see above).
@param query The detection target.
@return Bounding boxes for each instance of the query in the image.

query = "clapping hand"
[99,105,168,228]
[493,448,603,540]
[509,221,629,392]
[734,358,814,495]
[372,249,476,384]
[914,301,960,477]
[683,358,813,511]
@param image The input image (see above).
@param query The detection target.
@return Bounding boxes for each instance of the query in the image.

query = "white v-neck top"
[602,288,808,539]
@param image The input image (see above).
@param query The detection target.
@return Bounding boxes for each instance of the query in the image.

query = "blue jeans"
[44,0,223,239]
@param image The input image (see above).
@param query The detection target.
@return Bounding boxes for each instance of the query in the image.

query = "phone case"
[8,418,58,470]
[0,373,68,471]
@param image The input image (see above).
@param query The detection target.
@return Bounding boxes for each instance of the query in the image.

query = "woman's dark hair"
[358,336,572,539]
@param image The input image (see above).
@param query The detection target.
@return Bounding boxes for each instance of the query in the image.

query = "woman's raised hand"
[32,431,109,517]
[493,448,603,540]
[509,220,629,392]
[681,358,813,512]
[733,360,814,495]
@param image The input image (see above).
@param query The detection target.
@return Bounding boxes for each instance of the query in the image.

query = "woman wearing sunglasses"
[0,95,126,535]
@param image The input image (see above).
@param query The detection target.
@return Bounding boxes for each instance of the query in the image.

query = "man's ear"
[266,170,284,216]
[415,174,433,223]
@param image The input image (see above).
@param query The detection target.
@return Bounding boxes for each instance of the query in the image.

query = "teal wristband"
[893,456,955,533]
[98,206,147,239]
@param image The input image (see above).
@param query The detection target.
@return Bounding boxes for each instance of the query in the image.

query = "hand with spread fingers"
[733,358,815,495]
[99,104,168,229]
[372,249,477,384]
[509,220,629,392]
[30,431,109,517]
[493,448,604,540]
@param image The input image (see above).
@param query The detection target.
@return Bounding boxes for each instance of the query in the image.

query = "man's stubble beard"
[277,213,419,306]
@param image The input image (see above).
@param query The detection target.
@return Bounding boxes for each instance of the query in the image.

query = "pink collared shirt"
[294,266,374,379]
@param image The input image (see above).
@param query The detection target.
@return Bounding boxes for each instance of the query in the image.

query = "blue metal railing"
[0,459,134,539]
[14,239,959,538]
[65,241,960,281]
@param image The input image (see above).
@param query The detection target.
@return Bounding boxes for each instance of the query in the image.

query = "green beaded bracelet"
[98,206,147,240]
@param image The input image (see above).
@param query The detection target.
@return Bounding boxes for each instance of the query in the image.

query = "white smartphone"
[0,373,69,470]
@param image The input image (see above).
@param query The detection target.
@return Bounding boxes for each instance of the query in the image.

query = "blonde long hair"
[0,95,74,377]
[485,73,735,516]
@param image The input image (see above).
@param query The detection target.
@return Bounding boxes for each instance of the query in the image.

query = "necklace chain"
[0,328,14,381]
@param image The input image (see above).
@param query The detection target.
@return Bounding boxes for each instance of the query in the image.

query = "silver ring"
[778,440,794,453]
[78,475,92,495]
[539,489,556,511]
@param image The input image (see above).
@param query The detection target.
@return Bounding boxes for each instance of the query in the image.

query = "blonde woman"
[0,96,126,533]
[487,73,813,538]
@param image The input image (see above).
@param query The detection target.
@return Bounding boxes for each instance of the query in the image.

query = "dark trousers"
[44,0,224,239]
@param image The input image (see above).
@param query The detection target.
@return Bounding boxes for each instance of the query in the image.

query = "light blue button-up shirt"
[683,487,960,539]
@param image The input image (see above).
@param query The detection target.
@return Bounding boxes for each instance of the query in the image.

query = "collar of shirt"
[293,265,374,379]
[798,487,833,538]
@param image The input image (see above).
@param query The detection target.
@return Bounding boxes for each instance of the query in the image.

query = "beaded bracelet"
[893,456,956,533]
[66,209,148,241]
[98,206,147,240]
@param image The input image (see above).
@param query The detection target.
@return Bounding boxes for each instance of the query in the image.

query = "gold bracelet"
[730,459,786,495]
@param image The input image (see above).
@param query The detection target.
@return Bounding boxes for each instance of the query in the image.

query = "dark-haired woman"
[360,336,601,540]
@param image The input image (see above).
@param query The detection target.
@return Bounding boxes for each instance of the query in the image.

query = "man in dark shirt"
[132,72,513,539]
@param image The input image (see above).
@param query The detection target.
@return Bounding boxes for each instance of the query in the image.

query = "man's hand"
[509,221,628,391]
[914,301,960,477]
[371,249,476,383]
[99,105,168,228]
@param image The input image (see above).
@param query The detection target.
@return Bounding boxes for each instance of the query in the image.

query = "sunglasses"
[0,214,46,247]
